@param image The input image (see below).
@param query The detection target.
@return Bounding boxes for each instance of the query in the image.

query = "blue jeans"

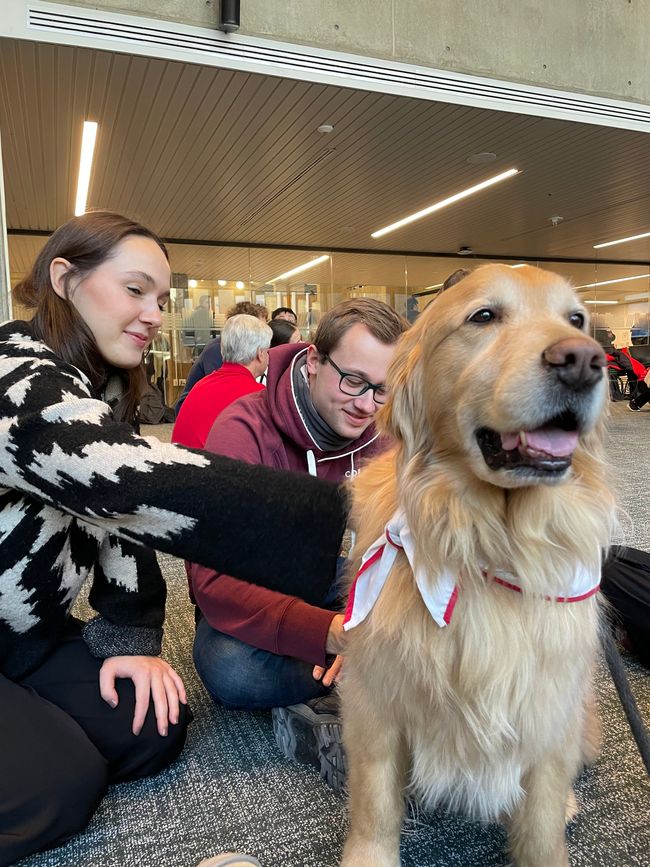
[193,615,331,710]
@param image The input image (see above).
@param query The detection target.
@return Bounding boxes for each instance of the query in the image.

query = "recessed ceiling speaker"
[219,0,240,32]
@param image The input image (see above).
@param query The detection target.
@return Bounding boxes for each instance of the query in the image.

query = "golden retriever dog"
[340,264,616,867]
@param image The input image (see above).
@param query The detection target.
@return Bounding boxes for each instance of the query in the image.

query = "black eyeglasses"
[323,354,389,404]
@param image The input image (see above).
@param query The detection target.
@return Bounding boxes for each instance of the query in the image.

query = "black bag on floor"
[601,546,650,667]
[139,383,175,425]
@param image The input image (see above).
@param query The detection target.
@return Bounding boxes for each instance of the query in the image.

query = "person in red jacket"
[172,314,271,449]
[185,298,408,787]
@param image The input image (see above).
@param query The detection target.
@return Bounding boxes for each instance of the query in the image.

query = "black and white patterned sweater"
[0,321,348,680]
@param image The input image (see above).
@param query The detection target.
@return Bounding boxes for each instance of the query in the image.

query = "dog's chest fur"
[346,557,599,821]
[344,470,607,822]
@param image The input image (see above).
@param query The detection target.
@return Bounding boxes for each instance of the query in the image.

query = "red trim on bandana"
[492,574,601,603]
[344,512,600,632]
[344,531,403,625]
[443,586,459,623]
[344,547,383,623]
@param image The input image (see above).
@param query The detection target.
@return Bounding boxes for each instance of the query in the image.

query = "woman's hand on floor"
[99,655,187,737]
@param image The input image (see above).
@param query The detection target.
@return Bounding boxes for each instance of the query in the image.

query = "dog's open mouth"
[476,410,579,474]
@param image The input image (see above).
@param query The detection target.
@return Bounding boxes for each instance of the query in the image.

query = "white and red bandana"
[343,510,600,631]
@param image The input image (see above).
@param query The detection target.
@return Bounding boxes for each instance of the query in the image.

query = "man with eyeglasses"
[186,298,408,787]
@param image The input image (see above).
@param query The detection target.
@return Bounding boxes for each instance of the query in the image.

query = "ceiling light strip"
[22,5,650,132]
[271,255,330,283]
[74,121,97,217]
[593,230,650,249]
[575,273,649,289]
[372,169,519,239]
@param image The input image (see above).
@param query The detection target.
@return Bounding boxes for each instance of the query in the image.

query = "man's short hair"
[271,306,297,321]
[226,301,268,321]
[313,298,409,357]
[221,314,272,365]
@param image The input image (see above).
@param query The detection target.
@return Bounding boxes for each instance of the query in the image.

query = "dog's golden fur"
[340,265,616,867]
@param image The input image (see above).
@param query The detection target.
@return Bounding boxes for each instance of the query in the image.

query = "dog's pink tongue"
[525,428,578,457]
[501,428,578,457]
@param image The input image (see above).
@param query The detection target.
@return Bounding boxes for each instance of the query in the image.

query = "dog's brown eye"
[569,312,585,329]
[467,308,495,324]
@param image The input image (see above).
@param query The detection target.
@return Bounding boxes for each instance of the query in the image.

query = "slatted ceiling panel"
[139,70,253,232]
[248,249,330,284]
[164,74,328,236]
[225,88,429,241]
[3,40,650,265]
[329,252,404,287]
[166,244,253,282]
[209,81,358,238]
[0,41,37,228]
[139,65,240,231]
[153,66,260,230]
[266,99,477,245]
[7,235,47,281]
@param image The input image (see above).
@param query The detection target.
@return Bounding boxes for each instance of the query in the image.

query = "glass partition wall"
[8,234,649,406]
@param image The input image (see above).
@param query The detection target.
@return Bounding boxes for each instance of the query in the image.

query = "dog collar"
[343,510,600,631]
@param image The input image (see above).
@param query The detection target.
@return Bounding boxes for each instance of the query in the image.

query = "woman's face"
[52,235,171,369]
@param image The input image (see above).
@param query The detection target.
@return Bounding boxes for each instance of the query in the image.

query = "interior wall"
[47,0,650,104]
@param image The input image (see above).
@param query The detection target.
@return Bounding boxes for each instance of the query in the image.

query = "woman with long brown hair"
[0,212,346,866]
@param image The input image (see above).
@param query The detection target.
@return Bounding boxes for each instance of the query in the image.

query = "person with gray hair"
[172,314,271,449]
[175,302,268,415]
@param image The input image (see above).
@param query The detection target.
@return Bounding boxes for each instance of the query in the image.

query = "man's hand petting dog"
[313,614,346,686]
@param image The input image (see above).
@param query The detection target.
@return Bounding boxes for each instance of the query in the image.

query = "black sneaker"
[272,692,347,793]
[628,401,641,411]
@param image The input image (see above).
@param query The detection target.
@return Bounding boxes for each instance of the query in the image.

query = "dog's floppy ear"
[379,328,430,459]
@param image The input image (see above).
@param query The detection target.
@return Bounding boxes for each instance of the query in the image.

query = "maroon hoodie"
[188,342,383,667]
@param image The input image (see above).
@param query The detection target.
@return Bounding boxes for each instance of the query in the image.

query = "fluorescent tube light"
[593,230,650,249]
[582,300,618,305]
[371,168,520,239]
[510,263,527,268]
[271,255,330,282]
[623,292,650,301]
[423,282,444,291]
[74,121,98,216]
[575,273,649,289]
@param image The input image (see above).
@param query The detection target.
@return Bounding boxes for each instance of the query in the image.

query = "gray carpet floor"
[17,403,650,867]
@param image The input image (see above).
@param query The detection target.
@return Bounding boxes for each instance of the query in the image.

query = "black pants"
[0,626,191,866]
[602,546,650,667]
[631,378,650,408]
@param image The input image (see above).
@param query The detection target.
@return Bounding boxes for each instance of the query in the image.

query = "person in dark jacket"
[0,212,347,866]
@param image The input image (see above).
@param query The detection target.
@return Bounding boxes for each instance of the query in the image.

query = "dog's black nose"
[543,337,606,389]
